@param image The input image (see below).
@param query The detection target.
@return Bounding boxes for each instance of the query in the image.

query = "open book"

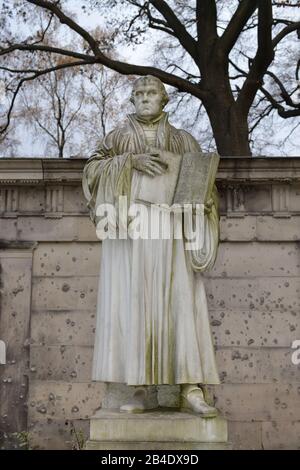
[132,151,219,206]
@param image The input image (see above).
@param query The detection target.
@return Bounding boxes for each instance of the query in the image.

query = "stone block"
[28,418,90,450]
[0,219,17,241]
[228,421,262,450]
[16,216,97,242]
[30,345,93,382]
[0,250,33,432]
[28,381,106,421]
[63,186,89,214]
[89,409,228,443]
[262,420,300,450]
[220,216,257,241]
[30,310,96,346]
[31,276,98,311]
[210,308,299,347]
[212,383,300,421]
[244,186,272,213]
[101,383,181,410]
[33,242,100,277]
[210,241,300,278]
[204,277,300,310]
[216,347,300,384]
[86,440,232,450]
[0,159,43,182]
[256,216,300,241]
[18,187,45,213]
[289,184,300,212]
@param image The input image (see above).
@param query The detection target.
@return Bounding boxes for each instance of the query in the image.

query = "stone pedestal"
[85,409,230,450]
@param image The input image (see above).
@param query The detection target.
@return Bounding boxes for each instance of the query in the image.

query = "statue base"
[85,408,231,450]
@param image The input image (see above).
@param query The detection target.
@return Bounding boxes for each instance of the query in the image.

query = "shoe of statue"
[181,385,218,418]
[120,386,158,413]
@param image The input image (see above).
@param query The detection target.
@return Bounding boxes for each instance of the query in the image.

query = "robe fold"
[82,112,220,385]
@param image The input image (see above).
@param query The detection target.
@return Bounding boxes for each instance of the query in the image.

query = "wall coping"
[0,157,300,185]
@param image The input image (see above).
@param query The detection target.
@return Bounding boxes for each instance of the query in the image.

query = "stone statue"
[82,75,220,417]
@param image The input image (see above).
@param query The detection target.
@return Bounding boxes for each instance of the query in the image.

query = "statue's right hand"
[132,152,168,177]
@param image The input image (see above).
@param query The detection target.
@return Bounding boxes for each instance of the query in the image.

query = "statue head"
[130,75,169,121]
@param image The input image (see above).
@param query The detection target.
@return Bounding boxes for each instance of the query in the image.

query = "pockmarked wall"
[0,157,299,450]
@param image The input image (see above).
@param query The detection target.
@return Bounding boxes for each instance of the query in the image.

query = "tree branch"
[196,0,218,44]
[0,43,92,62]
[27,0,103,56]
[273,1,300,7]
[272,21,300,47]
[96,57,208,100]
[266,70,300,108]
[260,85,300,117]
[249,103,273,133]
[149,0,198,62]
[220,0,258,55]
[237,0,274,113]
[0,60,94,135]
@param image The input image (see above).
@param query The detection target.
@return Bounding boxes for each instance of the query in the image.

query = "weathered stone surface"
[220,216,257,241]
[89,409,228,443]
[1,157,300,450]
[100,383,181,409]
[0,250,33,433]
[0,159,43,182]
[212,384,300,421]
[63,186,89,214]
[86,440,232,450]
[16,216,97,242]
[30,311,96,346]
[28,381,106,421]
[256,216,300,241]
[28,418,90,450]
[216,348,300,383]
[31,276,98,311]
[289,184,300,212]
[18,187,45,213]
[210,242,300,278]
[204,277,300,310]
[262,420,300,450]
[242,186,272,213]
[0,219,17,240]
[228,421,262,450]
[30,345,93,382]
[210,308,299,347]
[33,242,100,277]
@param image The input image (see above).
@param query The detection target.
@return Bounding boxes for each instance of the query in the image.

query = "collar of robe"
[134,111,166,125]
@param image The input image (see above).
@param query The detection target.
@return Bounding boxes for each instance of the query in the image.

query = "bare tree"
[19,56,86,158]
[0,22,129,158]
[0,0,299,156]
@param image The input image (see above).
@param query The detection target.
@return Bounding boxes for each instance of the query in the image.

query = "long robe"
[82,112,220,385]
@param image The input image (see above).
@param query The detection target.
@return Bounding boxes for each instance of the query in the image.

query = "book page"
[132,151,182,205]
[173,152,220,205]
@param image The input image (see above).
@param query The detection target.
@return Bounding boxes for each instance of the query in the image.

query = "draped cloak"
[82,112,220,385]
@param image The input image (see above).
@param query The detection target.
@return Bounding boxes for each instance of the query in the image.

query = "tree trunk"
[206,102,251,156]
[199,52,252,157]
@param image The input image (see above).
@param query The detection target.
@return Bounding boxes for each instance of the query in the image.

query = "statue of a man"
[82,75,220,417]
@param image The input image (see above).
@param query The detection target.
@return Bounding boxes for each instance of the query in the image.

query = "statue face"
[132,83,164,121]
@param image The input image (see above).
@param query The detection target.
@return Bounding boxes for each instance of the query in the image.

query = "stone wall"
[0,157,300,450]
